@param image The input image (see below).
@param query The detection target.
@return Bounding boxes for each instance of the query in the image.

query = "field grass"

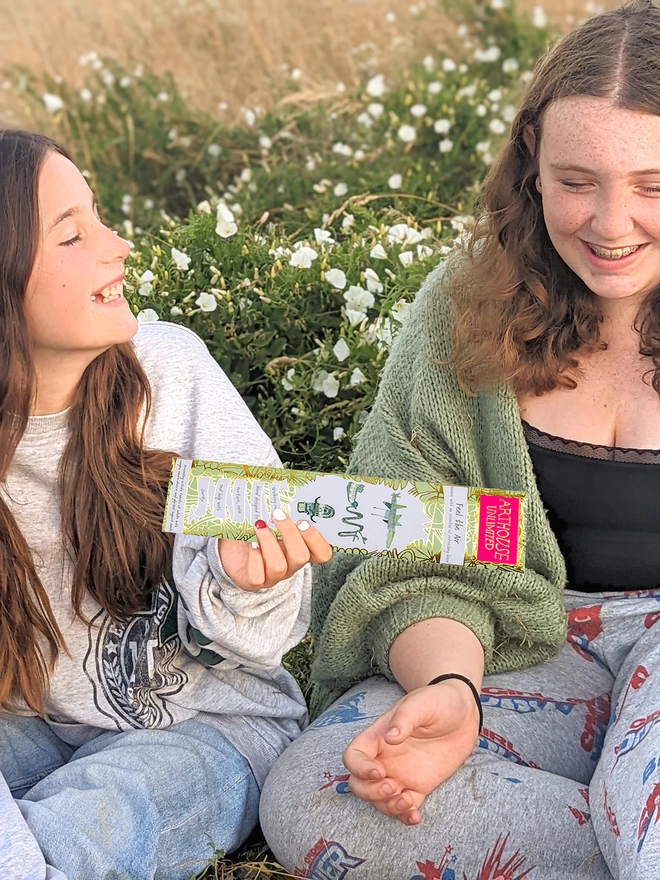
[0,0,611,127]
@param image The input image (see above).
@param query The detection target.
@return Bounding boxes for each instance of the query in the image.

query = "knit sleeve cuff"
[370,594,496,679]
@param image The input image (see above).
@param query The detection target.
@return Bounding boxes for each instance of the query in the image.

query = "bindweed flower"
[43,93,64,113]
[281,368,296,391]
[171,248,192,270]
[344,285,375,312]
[333,141,353,157]
[502,57,519,73]
[399,251,414,267]
[342,214,355,229]
[397,125,417,143]
[334,182,348,197]
[314,228,336,246]
[370,243,388,259]
[417,244,434,260]
[489,119,507,135]
[387,224,423,245]
[215,204,238,238]
[207,143,222,157]
[433,118,452,134]
[367,102,385,118]
[79,88,92,102]
[290,246,318,269]
[532,5,548,27]
[428,81,442,95]
[197,200,212,214]
[350,367,366,386]
[333,427,346,441]
[366,74,386,98]
[333,338,351,362]
[170,305,183,317]
[313,370,340,398]
[439,139,454,153]
[392,300,412,323]
[364,268,384,294]
[411,104,427,118]
[442,58,457,72]
[325,268,347,290]
[388,173,403,189]
[345,309,368,327]
[196,291,217,312]
[137,308,159,323]
[357,112,373,129]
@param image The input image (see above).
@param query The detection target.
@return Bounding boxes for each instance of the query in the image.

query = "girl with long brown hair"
[261,1,660,875]
[0,130,331,880]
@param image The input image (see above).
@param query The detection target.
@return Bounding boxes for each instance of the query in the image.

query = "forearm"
[389,617,485,693]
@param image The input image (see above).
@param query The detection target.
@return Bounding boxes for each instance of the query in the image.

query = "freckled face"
[23,151,136,359]
[537,96,660,304]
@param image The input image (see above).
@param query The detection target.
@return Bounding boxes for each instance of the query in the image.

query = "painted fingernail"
[251,541,259,550]
[254,520,268,530]
[271,508,287,522]
[297,520,311,532]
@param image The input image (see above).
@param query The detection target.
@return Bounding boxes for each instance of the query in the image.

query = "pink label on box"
[476,495,520,566]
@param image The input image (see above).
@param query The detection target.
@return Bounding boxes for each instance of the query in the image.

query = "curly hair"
[449,0,660,395]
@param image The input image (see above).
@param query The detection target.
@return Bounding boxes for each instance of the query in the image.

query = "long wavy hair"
[0,130,176,713]
[450,0,660,394]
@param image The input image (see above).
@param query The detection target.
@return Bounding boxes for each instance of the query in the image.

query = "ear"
[522,123,536,157]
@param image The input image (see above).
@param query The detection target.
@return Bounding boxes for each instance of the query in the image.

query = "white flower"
[137,308,159,323]
[411,103,427,118]
[290,246,318,269]
[197,200,212,214]
[43,93,64,113]
[388,173,403,189]
[364,268,384,294]
[79,88,92,102]
[366,74,386,98]
[345,309,368,327]
[291,68,302,81]
[119,75,132,88]
[391,300,412,323]
[439,138,454,153]
[344,285,375,312]
[457,84,478,99]
[442,58,457,72]
[350,367,367,386]
[334,182,348,197]
[397,125,417,143]
[215,203,238,238]
[171,248,192,271]
[156,91,169,102]
[385,11,396,22]
[491,0,507,7]
[313,371,340,398]
[399,251,414,267]
[532,5,548,27]
[357,112,373,129]
[258,135,272,150]
[243,108,257,126]
[428,81,442,95]
[240,168,253,184]
[270,245,292,258]
[138,282,153,297]
[417,244,434,259]
[333,141,353,157]
[325,268,347,290]
[281,367,296,391]
[476,103,487,117]
[336,82,346,94]
[370,243,389,259]
[487,88,503,102]
[196,291,217,312]
[342,214,355,229]
[139,269,155,284]
[170,305,183,317]
[502,57,519,73]
[367,102,385,118]
[387,223,423,245]
[489,118,507,135]
[433,118,452,134]
[101,69,115,88]
[305,156,316,171]
[423,55,435,72]
[502,104,517,123]
[207,143,222,157]
[354,149,365,161]
[476,140,491,154]
[333,338,351,362]
[333,426,346,441]
[474,46,501,62]
[314,228,336,246]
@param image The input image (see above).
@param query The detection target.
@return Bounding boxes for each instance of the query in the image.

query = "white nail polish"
[271,508,287,522]
[297,520,311,532]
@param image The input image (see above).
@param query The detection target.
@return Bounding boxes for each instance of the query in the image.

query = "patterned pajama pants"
[260,589,660,879]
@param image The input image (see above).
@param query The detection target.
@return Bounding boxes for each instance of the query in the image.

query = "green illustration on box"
[163,459,527,571]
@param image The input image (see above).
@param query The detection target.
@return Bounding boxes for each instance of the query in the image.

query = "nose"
[99,222,131,265]
[589,189,635,243]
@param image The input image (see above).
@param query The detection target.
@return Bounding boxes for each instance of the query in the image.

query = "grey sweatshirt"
[2,321,310,788]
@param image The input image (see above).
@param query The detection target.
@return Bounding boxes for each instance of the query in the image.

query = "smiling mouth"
[586,242,643,260]
[92,281,124,303]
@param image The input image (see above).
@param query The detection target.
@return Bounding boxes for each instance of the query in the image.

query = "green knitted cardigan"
[309,259,568,718]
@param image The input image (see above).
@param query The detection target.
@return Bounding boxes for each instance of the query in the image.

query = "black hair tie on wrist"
[427,673,483,733]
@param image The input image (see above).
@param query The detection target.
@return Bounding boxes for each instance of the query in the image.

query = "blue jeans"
[0,713,260,880]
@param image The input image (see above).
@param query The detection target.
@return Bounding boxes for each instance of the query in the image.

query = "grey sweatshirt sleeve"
[134,321,311,671]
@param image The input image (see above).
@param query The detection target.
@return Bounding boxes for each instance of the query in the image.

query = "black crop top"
[523,421,660,592]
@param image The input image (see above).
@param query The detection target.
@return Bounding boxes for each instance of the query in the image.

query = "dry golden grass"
[0,0,615,121]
